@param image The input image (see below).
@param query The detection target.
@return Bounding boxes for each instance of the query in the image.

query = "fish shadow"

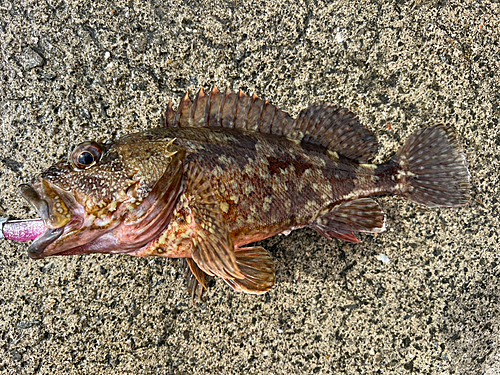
[255,228,373,288]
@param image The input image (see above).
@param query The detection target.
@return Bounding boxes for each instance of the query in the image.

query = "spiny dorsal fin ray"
[190,87,209,127]
[221,89,238,128]
[234,90,252,130]
[161,101,175,128]
[185,162,243,281]
[223,246,275,294]
[207,86,223,126]
[177,92,193,127]
[164,88,378,162]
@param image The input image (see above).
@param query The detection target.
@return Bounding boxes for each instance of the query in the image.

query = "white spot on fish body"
[220,201,229,213]
[243,184,255,195]
[328,150,340,160]
[341,191,359,201]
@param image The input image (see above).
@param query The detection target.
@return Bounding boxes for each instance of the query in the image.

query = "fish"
[14,87,470,299]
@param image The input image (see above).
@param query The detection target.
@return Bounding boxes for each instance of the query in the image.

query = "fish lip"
[28,227,64,259]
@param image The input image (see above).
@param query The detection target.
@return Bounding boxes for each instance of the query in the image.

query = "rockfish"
[8,88,470,298]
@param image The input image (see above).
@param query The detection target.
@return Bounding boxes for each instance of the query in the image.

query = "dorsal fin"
[177,92,193,127]
[161,101,175,128]
[292,104,379,162]
[163,87,293,133]
[162,87,378,162]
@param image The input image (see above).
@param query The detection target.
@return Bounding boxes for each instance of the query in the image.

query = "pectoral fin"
[186,163,243,281]
[224,246,275,294]
[311,198,386,242]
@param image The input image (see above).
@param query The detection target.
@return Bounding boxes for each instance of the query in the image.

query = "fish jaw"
[18,177,164,259]
[19,180,85,259]
[19,177,143,258]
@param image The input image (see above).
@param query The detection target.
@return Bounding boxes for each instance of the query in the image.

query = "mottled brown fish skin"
[137,127,384,248]
[18,87,470,297]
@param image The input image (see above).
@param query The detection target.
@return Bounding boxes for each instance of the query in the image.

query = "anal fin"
[224,247,275,294]
[310,198,386,242]
[312,227,361,243]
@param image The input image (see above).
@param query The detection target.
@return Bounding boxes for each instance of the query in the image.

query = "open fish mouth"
[18,181,80,259]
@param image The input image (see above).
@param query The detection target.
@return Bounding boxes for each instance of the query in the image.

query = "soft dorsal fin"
[162,87,379,162]
[290,104,379,162]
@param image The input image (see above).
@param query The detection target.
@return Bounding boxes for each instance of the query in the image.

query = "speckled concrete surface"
[0,1,498,374]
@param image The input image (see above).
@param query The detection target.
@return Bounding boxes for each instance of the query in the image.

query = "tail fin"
[392,124,470,207]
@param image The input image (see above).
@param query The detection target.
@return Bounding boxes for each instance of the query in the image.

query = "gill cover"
[118,147,186,248]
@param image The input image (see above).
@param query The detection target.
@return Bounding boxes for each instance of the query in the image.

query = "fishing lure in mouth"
[0,217,45,241]
[2,87,471,299]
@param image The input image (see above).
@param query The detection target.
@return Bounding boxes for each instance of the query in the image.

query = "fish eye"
[70,142,104,170]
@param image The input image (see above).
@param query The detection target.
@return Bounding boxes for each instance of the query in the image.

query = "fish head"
[19,133,185,259]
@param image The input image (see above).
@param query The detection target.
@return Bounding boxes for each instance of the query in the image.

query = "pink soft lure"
[0,218,46,241]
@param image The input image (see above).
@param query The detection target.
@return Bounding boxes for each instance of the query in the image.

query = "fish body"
[124,126,383,249]
[18,88,471,297]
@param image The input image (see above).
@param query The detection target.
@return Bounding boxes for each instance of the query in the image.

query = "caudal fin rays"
[392,124,471,207]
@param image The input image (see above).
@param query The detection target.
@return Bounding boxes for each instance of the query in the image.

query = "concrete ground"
[0,0,499,374]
